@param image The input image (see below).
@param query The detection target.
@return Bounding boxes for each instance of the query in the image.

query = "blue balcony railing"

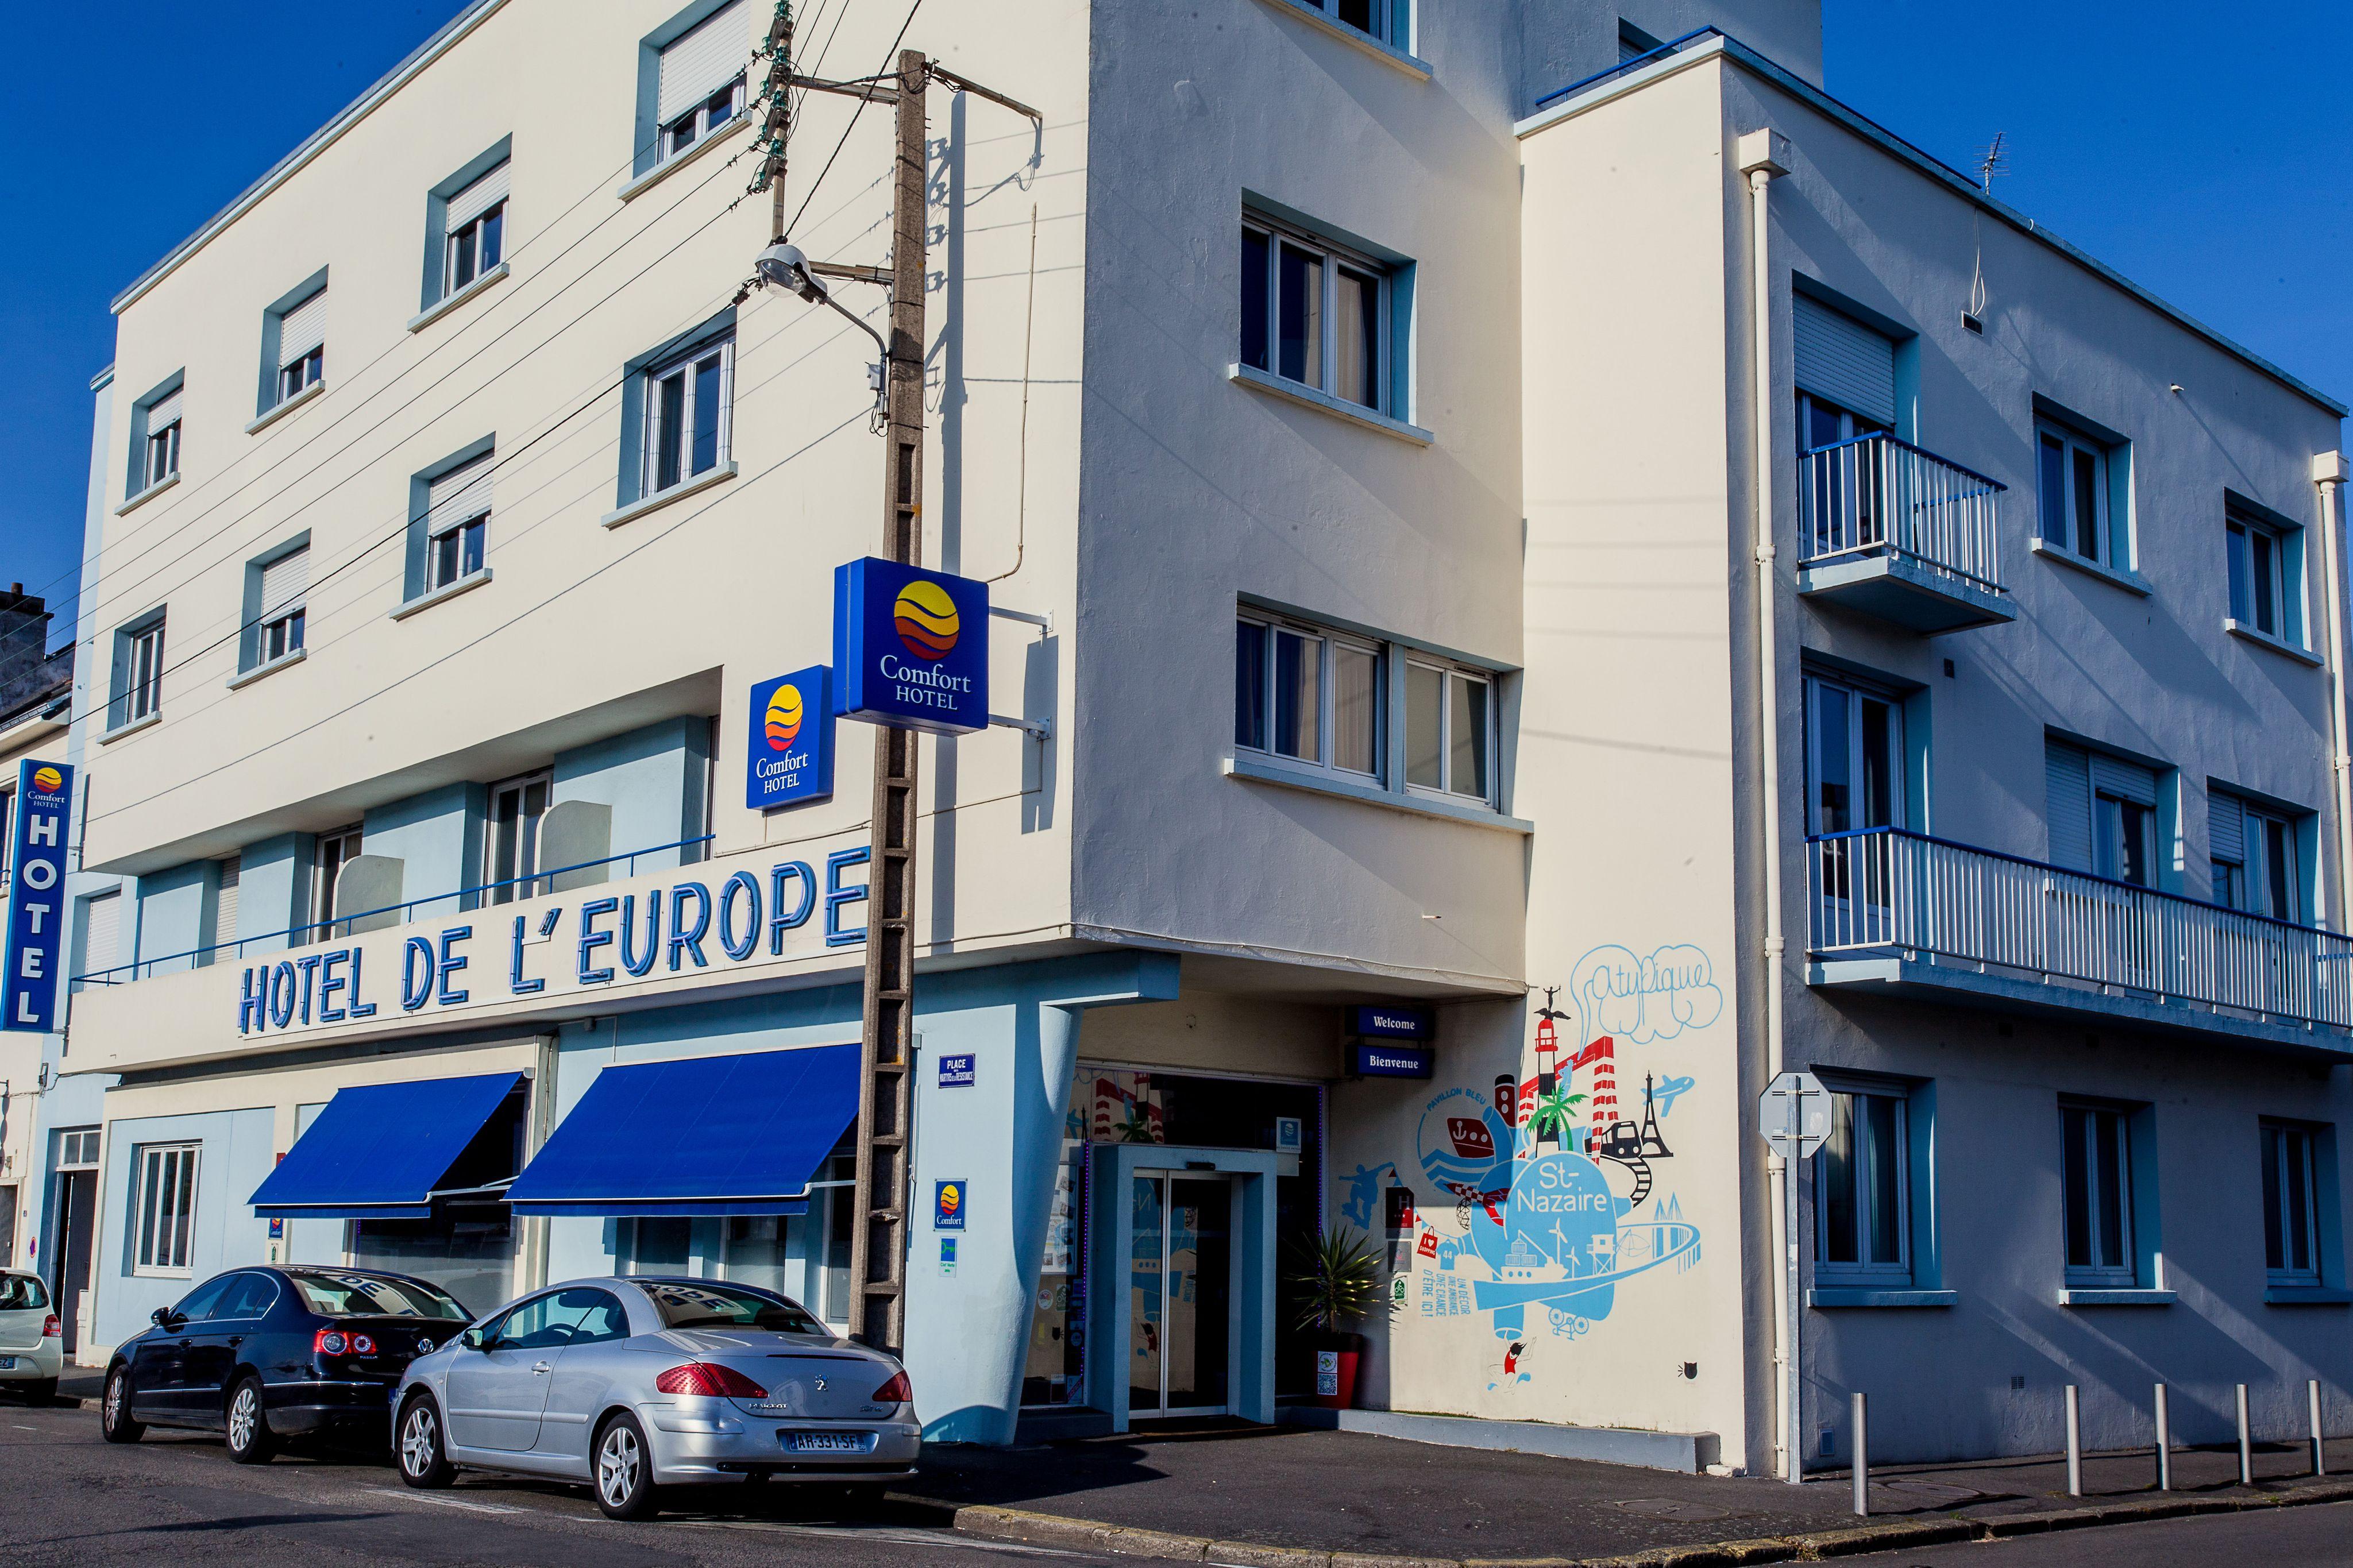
[1808,827,2353,1030]
[72,834,714,989]
[1798,433,2007,598]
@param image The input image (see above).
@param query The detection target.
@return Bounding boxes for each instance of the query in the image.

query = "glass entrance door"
[1128,1173,1233,1418]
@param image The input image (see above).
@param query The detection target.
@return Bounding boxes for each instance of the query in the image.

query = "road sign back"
[1758,1069,1831,1159]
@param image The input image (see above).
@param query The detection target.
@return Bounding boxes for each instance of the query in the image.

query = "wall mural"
[1390,945,1715,1391]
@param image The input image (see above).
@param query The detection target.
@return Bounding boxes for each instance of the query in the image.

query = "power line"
[780,0,927,242]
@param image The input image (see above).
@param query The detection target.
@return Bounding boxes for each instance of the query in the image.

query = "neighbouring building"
[43,0,2349,1480]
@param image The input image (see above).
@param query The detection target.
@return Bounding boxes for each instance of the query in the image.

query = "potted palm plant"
[1287,1226,1380,1409]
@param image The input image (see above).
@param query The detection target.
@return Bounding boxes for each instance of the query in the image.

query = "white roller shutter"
[426,451,493,534]
[213,858,241,949]
[279,289,328,365]
[2210,792,2247,867]
[260,545,308,615]
[657,0,747,123]
[2046,741,2093,872]
[1793,295,1897,427]
[83,892,121,976]
[2091,752,2158,808]
[447,161,510,230]
[147,387,183,432]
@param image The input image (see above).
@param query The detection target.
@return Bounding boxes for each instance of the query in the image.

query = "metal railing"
[1808,826,2353,1030]
[72,833,714,988]
[1798,434,2007,597]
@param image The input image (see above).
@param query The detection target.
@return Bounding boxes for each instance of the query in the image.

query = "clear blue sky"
[1,3,2345,655]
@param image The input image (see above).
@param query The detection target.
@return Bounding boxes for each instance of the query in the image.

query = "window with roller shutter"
[80,891,122,982]
[258,544,308,663]
[425,450,493,592]
[443,160,508,299]
[273,286,327,407]
[642,1,748,172]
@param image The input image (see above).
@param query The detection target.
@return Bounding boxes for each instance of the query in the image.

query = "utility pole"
[764,46,1039,1354]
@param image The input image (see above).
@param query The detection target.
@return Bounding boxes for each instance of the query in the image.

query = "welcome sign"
[745,665,834,810]
[3,759,72,1032]
[832,558,989,735]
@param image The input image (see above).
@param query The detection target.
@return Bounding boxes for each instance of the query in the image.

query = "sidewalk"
[900,1417,2353,1566]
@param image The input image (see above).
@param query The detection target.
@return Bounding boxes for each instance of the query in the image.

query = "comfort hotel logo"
[893,578,960,662]
[764,683,804,751]
[31,767,64,797]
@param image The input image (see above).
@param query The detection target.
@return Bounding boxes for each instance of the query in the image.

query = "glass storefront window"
[347,1206,514,1322]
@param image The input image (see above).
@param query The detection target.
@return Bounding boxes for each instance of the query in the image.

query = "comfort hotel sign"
[3,759,72,1032]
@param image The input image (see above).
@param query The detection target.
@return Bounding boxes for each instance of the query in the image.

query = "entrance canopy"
[503,1043,859,1218]
[249,1071,525,1220]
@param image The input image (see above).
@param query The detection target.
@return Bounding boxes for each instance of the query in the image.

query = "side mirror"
[460,1327,489,1352]
[150,1308,179,1330]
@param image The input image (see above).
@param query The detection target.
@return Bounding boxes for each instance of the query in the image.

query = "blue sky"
[1,3,2345,655]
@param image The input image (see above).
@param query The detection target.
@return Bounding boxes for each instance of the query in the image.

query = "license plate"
[782,1430,873,1454]
[0,1357,15,1370]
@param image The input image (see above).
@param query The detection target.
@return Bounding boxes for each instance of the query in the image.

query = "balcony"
[1806,827,2353,1058]
[1796,434,2015,634]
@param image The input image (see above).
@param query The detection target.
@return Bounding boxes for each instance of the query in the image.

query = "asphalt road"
[1854,1501,2353,1567]
[0,1396,1178,1568]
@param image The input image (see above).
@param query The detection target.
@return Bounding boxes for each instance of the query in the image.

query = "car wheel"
[23,1377,57,1408]
[592,1412,662,1520]
[397,1396,457,1489]
[99,1366,144,1443]
[225,1376,275,1464]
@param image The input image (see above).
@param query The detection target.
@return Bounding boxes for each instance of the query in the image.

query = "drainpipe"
[1735,126,1796,1484]
[2317,451,2353,929]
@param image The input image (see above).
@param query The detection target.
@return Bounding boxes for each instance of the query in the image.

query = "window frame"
[144,417,182,492]
[2036,419,2115,566]
[2226,508,2301,643]
[255,543,308,666]
[445,199,506,299]
[1802,672,1906,837]
[2262,1119,2325,1288]
[639,335,735,500]
[1812,1083,1912,1285]
[662,76,746,164]
[2060,1100,2139,1288]
[428,500,489,596]
[1403,656,1495,806]
[1233,612,1385,783]
[118,616,166,728]
[2215,793,2306,924]
[483,769,554,904]
[310,824,364,944]
[276,345,323,407]
[132,1141,201,1278]
[1240,213,1394,415]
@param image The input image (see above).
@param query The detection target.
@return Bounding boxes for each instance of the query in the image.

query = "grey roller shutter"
[446,160,509,230]
[214,858,241,949]
[2090,752,2158,808]
[657,1,746,123]
[147,387,183,432]
[2046,741,2093,871]
[279,290,327,365]
[426,451,493,534]
[1793,295,1897,427]
[2210,791,2246,866]
[260,545,308,616]
[83,892,121,976]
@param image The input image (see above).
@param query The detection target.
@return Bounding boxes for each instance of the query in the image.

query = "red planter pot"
[1311,1333,1365,1409]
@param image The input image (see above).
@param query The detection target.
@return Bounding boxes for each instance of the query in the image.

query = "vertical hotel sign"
[3,760,72,1032]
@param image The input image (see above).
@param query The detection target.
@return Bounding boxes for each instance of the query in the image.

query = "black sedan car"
[101,1266,473,1462]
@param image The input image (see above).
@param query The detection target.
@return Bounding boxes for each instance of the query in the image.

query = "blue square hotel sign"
[745,665,834,810]
[833,557,990,735]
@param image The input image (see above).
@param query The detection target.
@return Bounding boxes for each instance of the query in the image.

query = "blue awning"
[503,1043,859,1218]
[249,1071,524,1220]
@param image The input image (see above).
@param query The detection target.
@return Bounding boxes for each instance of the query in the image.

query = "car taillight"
[654,1361,767,1399]
[41,1315,59,1339]
[350,1334,376,1355]
[314,1330,348,1357]
[872,1370,912,1404]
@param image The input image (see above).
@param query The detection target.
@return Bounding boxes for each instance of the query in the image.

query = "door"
[532,1287,631,1462]
[50,1169,94,1360]
[1128,1174,1233,1418]
[133,1275,232,1418]
[445,1293,573,1452]
[182,1273,277,1423]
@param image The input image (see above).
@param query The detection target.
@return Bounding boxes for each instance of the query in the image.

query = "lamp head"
[755,241,827,303]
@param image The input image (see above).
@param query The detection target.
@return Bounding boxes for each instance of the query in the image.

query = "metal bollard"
[1851,1391,1869,1517]
[2154,1383,2171,1490]
[2065,1384,2084,1497]
[2238,1384,2254,1486]
[2312,1380,2327,1477]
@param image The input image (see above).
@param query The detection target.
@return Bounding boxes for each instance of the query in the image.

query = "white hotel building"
[29,0,2352,1476]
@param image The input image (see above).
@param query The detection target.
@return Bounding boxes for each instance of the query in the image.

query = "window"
[1240,214,1391,412]
[256,544,308,664]
[442,163,507,299]
[484,770,551,903]
[115,616,165,728]
[274,287,327,406]
[642,338,732,497]
[2061,1103,2135,1285]
[2213,791,2305,923]
[1804,675,1904,836]
[1815,1084,1910,1281]
[2036,419,2120,566]
[287,1270,469,1321]
[78,893,121,982]
[652,1,747,167]
[2047,740,2163,886]
[1299,0,1407,47]
[424,451,492,592]
[2262,1122,2324,1287]
[133,1142,200,1276]
[641,1279,823,1334]
[57,1129,101,1169]
[142,387,183,490]
[208,856,241,957]
[212,1272,281,1320]
[2227,507,2303,643]
[1234,615,1381,778]
[310,825,362,943]
[1405,659,1492,802]
[1618,18,1665,61]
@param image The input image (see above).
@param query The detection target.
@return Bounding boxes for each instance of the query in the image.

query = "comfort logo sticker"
[764,683,803,751]
[893,578,960,662]
[31,767,62,795]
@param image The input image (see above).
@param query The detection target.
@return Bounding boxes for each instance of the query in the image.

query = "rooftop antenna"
[1965,132,2007,331]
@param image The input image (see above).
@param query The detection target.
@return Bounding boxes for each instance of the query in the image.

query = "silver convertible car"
[390,1276,920,1519]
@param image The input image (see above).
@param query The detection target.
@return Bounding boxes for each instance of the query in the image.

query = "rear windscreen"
[0,1275,49,1311]
[639,1280,824,1335]
[288,1271,470,1322]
